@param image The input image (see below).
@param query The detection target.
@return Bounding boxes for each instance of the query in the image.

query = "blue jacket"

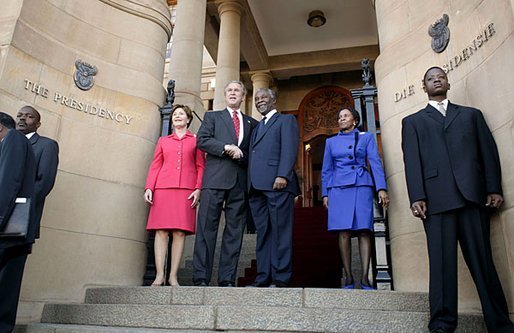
[321,129,386,197]
[248,113,300,195]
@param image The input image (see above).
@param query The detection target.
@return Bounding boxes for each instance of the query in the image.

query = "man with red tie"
[192,81,258,287]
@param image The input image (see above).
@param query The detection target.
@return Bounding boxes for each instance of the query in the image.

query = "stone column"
[250,71,272,119]
[1,0,172,323]
[374,0,514,313]
[213,0,242,110]
[168,0,207,131]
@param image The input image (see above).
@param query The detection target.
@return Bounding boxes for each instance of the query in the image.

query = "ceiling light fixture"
[307,10,326,28]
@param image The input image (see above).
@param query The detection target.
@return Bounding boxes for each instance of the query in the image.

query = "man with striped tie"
[192,80,258,287]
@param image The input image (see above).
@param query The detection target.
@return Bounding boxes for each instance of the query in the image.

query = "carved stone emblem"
[73,59,98,91]
[429,14,450,53]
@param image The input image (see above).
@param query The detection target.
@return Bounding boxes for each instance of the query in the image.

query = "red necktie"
[232,110,240,139]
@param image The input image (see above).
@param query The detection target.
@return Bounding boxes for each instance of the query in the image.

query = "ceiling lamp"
[307,10,326,28]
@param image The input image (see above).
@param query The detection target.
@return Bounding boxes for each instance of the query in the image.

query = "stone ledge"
[39,302,485,333]
[41,304,215,330]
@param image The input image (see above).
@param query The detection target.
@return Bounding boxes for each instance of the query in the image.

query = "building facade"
[0,0,512,323]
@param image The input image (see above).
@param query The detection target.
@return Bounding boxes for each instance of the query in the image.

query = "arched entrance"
[297,86,354,207]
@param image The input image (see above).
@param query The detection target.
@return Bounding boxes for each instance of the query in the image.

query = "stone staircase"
[180,207,342,288]
[18,286,486,333]
[177,234,257,286]
[17,213,487,333]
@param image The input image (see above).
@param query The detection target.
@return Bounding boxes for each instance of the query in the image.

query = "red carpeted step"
[238,207,342,288]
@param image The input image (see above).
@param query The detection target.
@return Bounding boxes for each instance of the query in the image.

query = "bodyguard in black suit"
[248,88,299,287]
[0,112,36,333]
[192,80,258,286]
[16,106,59,237]
[402,67,514,333]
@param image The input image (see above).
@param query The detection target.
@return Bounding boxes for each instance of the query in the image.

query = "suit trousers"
[249,189,295,285]
[192,179,247,285]
[0,246,29,333]
[423,204,513,333]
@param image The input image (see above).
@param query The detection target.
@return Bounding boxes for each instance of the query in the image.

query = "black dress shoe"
[246,281,269,288]
[194,280,208,287]
[430,329,449,333]
[270,281,288,288]
[218,281,235,287]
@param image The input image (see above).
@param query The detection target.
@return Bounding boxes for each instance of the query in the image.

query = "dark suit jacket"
[30,133,59,232]
[402,102,502,215]
[197,109,258,190]
[248,113,300,195]
[0,129,37,249]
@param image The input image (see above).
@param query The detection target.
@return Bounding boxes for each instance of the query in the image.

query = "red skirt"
[146,188,196,234]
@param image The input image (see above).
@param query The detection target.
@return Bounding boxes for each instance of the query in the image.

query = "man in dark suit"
[402,66,514,333]
[192,80,258,286]
[0,112,36,333]
[16,105,59,235]
[248,88,299,287]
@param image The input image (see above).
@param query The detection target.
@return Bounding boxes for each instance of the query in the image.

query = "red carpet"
[238,207,342,287]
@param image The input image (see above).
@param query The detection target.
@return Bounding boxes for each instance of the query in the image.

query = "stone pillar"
[250,71,272,119]
[374,0,514,313]
[213,0,242,110]
[168,0,207,132]
[0,0,172,323]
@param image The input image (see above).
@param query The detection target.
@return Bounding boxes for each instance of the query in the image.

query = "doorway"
[297,85,354,207]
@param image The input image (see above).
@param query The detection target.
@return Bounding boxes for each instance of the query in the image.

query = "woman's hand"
[378,190,389,209]
[144,189,153,204]
[189,189,201,208]
[323,196,328,209]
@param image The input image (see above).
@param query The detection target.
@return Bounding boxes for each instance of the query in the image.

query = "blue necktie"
[257,116,267,136]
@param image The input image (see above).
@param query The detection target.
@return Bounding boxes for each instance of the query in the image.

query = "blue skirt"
[327,186,374,232]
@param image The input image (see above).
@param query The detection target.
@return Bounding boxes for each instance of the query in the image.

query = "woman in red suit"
[144,104,205,286]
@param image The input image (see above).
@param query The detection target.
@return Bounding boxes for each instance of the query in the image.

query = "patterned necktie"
[232,110,240,138]
[437,102,446,117]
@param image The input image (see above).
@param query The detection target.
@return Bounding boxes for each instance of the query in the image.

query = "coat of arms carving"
[428,14,450,53]
[73,59,98,91]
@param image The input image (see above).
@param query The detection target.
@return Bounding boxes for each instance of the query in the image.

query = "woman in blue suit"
[321,108,389,289]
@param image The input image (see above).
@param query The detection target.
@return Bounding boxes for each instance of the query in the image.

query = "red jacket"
[145,131,205,191]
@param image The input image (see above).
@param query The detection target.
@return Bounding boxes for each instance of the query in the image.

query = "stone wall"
[375,0,514,313]
[0,0,171,323]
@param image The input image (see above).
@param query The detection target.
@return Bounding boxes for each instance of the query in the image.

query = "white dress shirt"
[428,99,448,116]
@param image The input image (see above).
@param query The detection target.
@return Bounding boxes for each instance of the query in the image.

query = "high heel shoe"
[342,278,354,289]
[150,281,164,287]
[169,276,180,287]
[360,282,375,290]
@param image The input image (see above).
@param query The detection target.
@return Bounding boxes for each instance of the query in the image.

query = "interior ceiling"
[204,0,379,80]
[247,0,378,56]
